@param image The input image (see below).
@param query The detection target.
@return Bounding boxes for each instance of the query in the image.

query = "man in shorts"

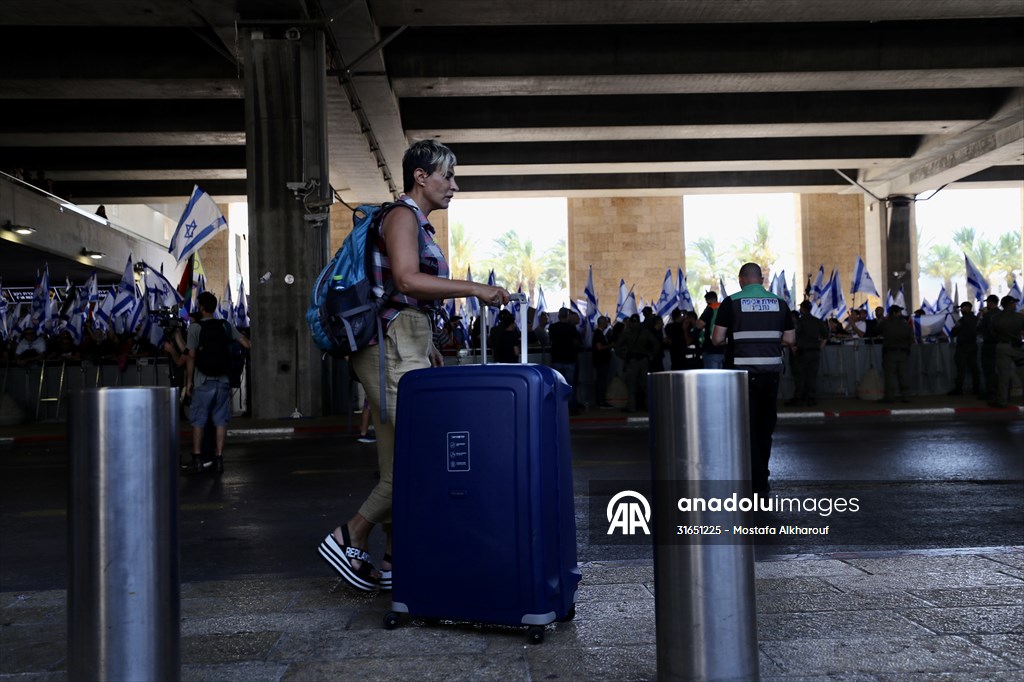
[184,291,250,473]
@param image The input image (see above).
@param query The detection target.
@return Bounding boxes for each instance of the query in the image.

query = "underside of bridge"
[2,0,1021,208]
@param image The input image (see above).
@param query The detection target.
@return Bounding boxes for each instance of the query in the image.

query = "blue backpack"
[306,202,414,420]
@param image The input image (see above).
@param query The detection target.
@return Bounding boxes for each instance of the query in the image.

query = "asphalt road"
[1,415,1021,592]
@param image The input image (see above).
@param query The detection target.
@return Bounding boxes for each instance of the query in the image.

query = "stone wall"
[796,193,880,310]
[567,197,684,314]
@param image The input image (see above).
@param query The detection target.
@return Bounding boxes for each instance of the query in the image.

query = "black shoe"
[214,457,224,474]
[180,456,199,474]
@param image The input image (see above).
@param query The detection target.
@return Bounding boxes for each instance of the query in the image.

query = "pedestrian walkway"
[2,547,1021,680]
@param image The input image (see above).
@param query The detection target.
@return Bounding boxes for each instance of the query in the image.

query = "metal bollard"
[68,387,180,682]
[650,370,759,682]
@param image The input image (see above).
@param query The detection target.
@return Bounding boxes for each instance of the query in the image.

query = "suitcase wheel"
[527,626,545,644]
[556,606,576,623]
[383,612,401,630]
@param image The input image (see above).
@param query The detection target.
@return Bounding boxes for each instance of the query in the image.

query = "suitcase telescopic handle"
[509,292,529,364]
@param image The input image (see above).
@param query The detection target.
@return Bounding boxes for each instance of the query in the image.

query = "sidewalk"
[1,393,1020,445]
[2,547,1021,680]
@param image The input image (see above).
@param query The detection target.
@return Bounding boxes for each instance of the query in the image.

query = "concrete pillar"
[567,197,683,312]
[886,196,916,309]
[244,28,328,418]
[796,193,882,311]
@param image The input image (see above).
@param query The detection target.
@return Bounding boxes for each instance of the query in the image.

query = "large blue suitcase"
[387,362,581,643]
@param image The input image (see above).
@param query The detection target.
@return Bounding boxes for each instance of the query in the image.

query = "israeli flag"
[920,298,935,315]
[893,286,907,312]
[464,267,480,320]
[964,254,989,302]
[168,185,228,263]
[851,257,880,297]
[111,255,136,317]
[655,268,677,323]
[94,286,116,333]
[583,266,600,328]
[218,279,233,321]
[128,288,150,334]
[831,271,848,322]
[719,275,728,299]
[0,279,8,341]
[811,265,826,302]
[620,289,638,319]
[141,262,183,309]
[615,279,630,321]
[934,285,955,314]
[235,279,250,328]
[66,296,85,345]
[677,269,695,312]
[914,312,951,339]
[1009,279,1023,311]
[779,270,794,309]
[532,286,547,330]
[33,264,51,323]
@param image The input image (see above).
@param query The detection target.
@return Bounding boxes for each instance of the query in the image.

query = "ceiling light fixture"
[82,248,105,260]
[4,222,36,235]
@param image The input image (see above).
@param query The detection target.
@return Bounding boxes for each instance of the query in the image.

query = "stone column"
[244,28,328,418]
[797,193,878,309]
[568,197,683,314]
[885,196,916,309]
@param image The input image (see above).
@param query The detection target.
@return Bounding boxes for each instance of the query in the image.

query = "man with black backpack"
[184,291,250,473]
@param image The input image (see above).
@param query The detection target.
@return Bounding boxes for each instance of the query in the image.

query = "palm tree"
[447,222,480,283]
[732,215,778,284]
[995,231,1023,286]
[920,244,961,293]
[687,236,724,296]
[482,231,566,300]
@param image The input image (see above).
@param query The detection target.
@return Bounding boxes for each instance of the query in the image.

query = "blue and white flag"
[532,286,547,330]
[920,298,935,315]
[1009,279,1023,311]
[779,270,794,309]
[32,264,51,324]
[621,288,638,320]
[464,267,480,320]
[94,286,116,333]
[486,270,499,328]
[830,271,848,321]
[811,265,826,302]
[677,269,695,312]
[719,275,728,299]
[66,296,85,345]
[84,270,99,306]
[168,185,228,263]
[655,268,677,323]
[583,266,600,328]
[111,255,136,317]
[218,280,233,321]
[571,299,594,348]
[615,279,630,321]
[768,273,778,296]
[0,279,8,341]
[851,257,880,297]
[934,285,955,314]
[964,254,989,302]
[128,287,150,334]
[140,262,183,310]
[235,279,250,328]
[914,312,951,339]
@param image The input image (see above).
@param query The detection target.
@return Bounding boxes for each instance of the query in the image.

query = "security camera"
[303,214,328,223]
[286,181,309,191]
[285,27,301,41]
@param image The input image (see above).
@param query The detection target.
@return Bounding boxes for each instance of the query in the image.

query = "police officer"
[878,304,914,403]
[988,295,1024,408]
[948,301,980,395]
[976,294,1001,400]
[787,300,829,406]
[711,263,795,495]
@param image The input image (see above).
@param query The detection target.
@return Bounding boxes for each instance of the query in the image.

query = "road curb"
[1,405,1019,445]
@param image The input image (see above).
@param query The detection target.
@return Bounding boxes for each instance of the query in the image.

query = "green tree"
[995,231,1023,286]
[732,215,778,284]
[482,231,566,300]
[447,222,480,282]
[687,236,725,296]
[920,243,961,293]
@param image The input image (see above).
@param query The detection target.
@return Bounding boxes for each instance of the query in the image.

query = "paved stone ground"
[2,548,1021,681]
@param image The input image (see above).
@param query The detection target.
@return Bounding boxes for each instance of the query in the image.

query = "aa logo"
[606,490,651,535]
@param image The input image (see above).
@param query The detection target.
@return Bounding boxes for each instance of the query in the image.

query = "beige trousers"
[350,309,433,525]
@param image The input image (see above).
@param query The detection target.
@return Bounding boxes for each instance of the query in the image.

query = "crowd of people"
[431,287,1024,413]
